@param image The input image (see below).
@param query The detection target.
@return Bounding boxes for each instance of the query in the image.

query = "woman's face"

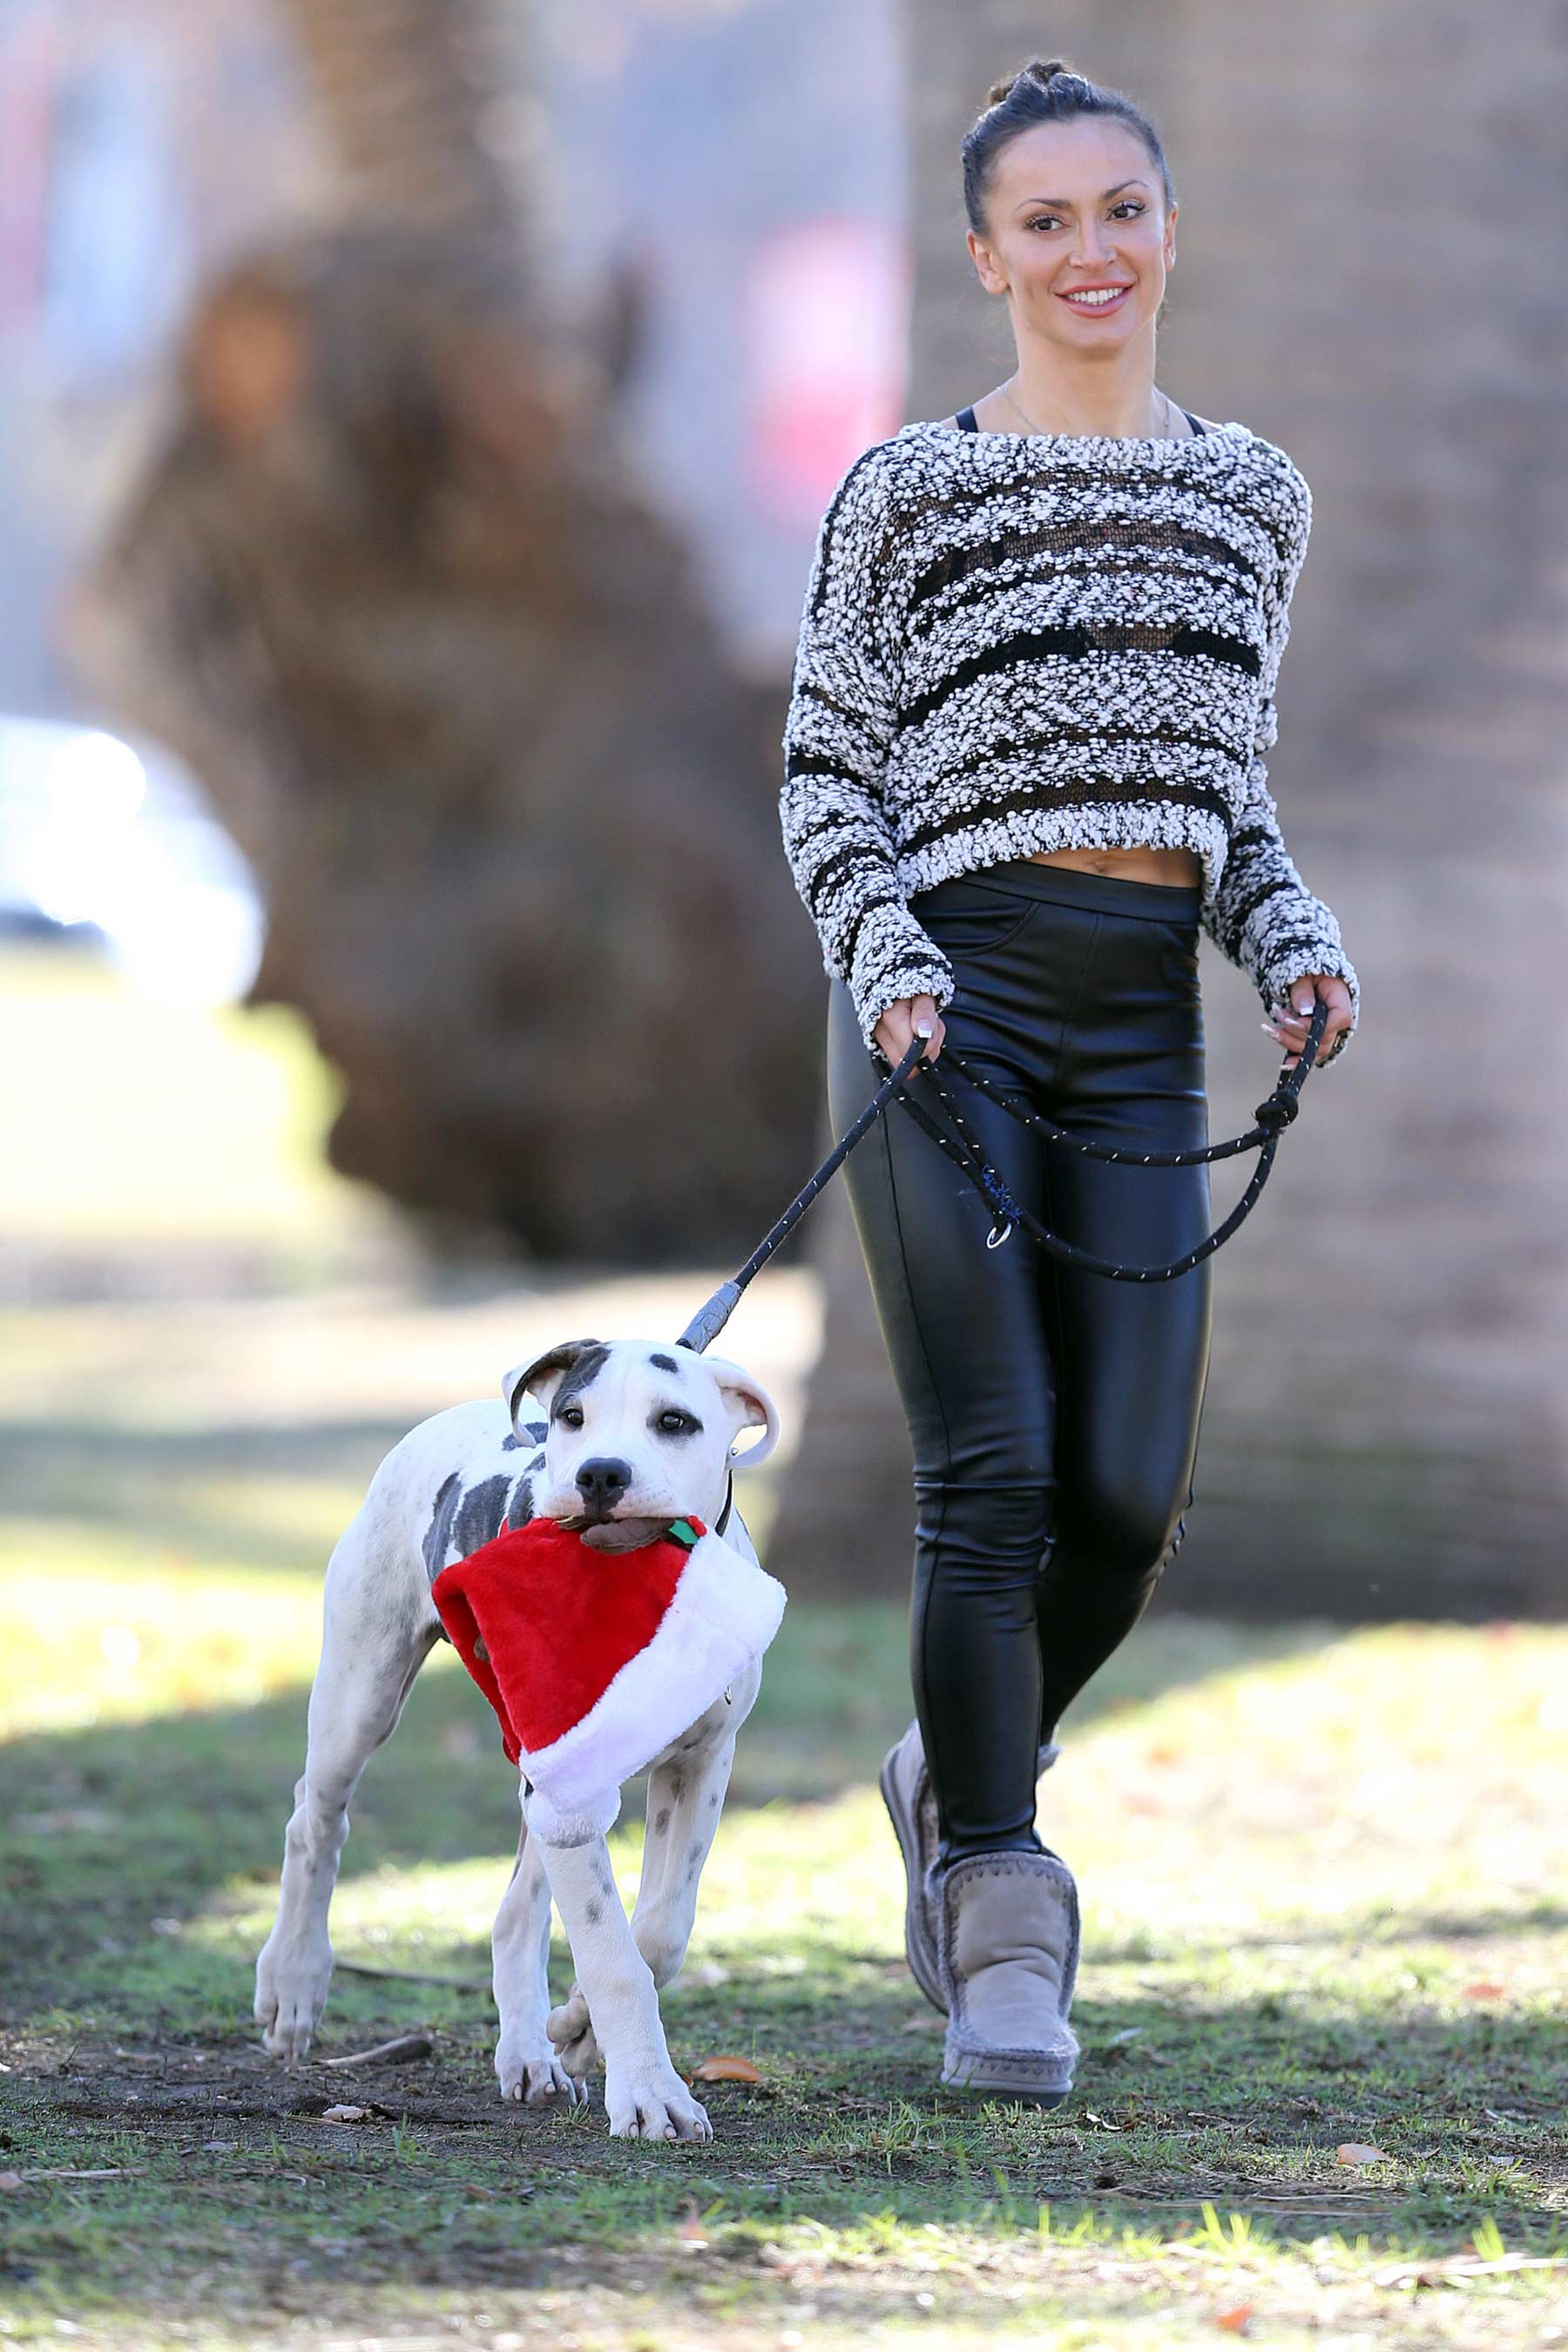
[969,118,1175,348]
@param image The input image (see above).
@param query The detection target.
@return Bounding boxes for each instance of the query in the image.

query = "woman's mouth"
[1058,284,1132,315]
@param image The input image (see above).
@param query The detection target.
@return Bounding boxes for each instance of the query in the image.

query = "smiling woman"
[780,51,1362,2115]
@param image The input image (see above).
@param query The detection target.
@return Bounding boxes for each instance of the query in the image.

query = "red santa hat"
[430,1513,786,1846]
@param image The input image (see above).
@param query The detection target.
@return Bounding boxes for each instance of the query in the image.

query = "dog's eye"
[557,1403,585,1429]
[656,1409,696,1435]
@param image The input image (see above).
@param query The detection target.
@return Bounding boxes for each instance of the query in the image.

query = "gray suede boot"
[879,1720,1062,2014]
[935,1848,1080,2104]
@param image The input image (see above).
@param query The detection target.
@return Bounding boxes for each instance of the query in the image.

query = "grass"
[0,947,371,1260]
[4,949,1568,2346]
[3,1508,1567,2348]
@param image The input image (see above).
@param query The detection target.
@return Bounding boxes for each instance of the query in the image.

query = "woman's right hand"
[874,993,947,1068]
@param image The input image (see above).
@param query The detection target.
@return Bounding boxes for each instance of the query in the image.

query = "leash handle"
[891,999,1328,1281]
[676,996,1327,1342]
[899,998,1325,1168]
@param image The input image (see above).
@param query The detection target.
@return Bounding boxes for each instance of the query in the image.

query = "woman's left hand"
[1263,974,1355,1070]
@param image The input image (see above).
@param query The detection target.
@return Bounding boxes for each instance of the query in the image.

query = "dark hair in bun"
[963,57,1173,236]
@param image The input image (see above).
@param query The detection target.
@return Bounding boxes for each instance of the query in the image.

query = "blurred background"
[3,0,1565,1680]
[6,14,1568,2332]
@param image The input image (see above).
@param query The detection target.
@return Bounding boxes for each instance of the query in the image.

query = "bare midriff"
[1024,843,1204,886]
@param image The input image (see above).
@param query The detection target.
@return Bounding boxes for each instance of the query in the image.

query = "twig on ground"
[333,1960,489,1993]
[320,2034,435,2070]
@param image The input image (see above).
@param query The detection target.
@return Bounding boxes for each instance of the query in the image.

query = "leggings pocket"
[908,876,1038,959]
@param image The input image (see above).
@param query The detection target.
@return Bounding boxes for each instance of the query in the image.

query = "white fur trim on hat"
[518,1530,786,1848]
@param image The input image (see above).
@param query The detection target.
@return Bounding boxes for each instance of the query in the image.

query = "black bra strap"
[954,401,1205,436]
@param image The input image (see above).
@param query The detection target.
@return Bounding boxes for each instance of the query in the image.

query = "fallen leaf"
[674,2197,709,2247]
[1463,1981,1506,2000]
[1335,2142,1390,2166]
[1214,2308,1253,2335]
[691,2054,762,2084]
[321,2104,370,2124]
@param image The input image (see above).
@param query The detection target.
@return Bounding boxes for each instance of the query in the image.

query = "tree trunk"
[769,0,1568,1615]
[67,0,819,1262]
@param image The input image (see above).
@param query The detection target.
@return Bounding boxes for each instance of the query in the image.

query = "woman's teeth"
[1062,286,1130,308]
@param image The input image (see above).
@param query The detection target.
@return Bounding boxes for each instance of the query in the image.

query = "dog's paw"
[495,2033,583,2107]
[253,1930,333,2061]
[605,2065,712,2142]
[546,1985,602,2079]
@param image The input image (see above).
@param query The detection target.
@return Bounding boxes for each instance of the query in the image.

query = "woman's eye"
[1029,202,1143,230]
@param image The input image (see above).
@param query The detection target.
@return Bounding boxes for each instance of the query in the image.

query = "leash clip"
[986,1218,1014,1250]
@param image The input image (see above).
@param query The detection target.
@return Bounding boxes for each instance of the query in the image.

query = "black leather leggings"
[827,857,1213,1863]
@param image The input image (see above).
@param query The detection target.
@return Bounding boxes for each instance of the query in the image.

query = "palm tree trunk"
[280,0,532,234]
[67,0,819,1260]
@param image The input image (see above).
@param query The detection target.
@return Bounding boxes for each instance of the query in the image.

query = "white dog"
[253,1334,781,2141]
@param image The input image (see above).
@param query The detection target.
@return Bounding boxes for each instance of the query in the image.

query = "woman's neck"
[984,366,1168,440]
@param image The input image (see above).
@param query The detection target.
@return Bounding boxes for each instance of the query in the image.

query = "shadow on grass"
[4,1593,1567,2333]
[0,1607,1336,2020]
[3,1963,1566,2341]
[0,1418,415,1574]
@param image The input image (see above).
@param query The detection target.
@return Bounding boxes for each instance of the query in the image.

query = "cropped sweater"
[779,415,1359,1063]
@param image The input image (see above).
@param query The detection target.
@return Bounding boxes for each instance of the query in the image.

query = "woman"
[778,59,1360,2105]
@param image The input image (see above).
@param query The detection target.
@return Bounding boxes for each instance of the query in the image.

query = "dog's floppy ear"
[695,1350,782,1470]
[502,1337,607,1436]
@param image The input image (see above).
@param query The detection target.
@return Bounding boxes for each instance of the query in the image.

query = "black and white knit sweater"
[779,416,1359,1062]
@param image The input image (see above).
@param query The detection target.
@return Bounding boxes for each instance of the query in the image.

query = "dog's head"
[501,1335,781,1553]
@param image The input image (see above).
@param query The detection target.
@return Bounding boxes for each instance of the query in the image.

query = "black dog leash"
[679,1003,1327,1351]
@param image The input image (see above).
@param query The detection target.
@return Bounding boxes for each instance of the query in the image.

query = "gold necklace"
[1001,379,1178,439]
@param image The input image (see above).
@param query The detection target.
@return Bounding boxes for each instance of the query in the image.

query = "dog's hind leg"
[632,1727,739,1993]
[492,1812,580,2107]
[255,1511,438,2060]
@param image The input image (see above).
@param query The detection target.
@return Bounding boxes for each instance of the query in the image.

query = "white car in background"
[0,713,260,1003]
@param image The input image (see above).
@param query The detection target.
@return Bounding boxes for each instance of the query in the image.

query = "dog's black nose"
[576,1456,632,1504]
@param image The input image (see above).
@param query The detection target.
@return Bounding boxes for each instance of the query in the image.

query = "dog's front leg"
[545,1723,739,2078]
[491,1809,580,2108]
[537,1835,712,2142]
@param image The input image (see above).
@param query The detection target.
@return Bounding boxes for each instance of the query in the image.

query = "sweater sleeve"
[1200,478,1361,1068]
[780,449,956,1051]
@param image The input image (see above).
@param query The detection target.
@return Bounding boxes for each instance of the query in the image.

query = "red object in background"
[743,215,910,530]
[0,5,57,337]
